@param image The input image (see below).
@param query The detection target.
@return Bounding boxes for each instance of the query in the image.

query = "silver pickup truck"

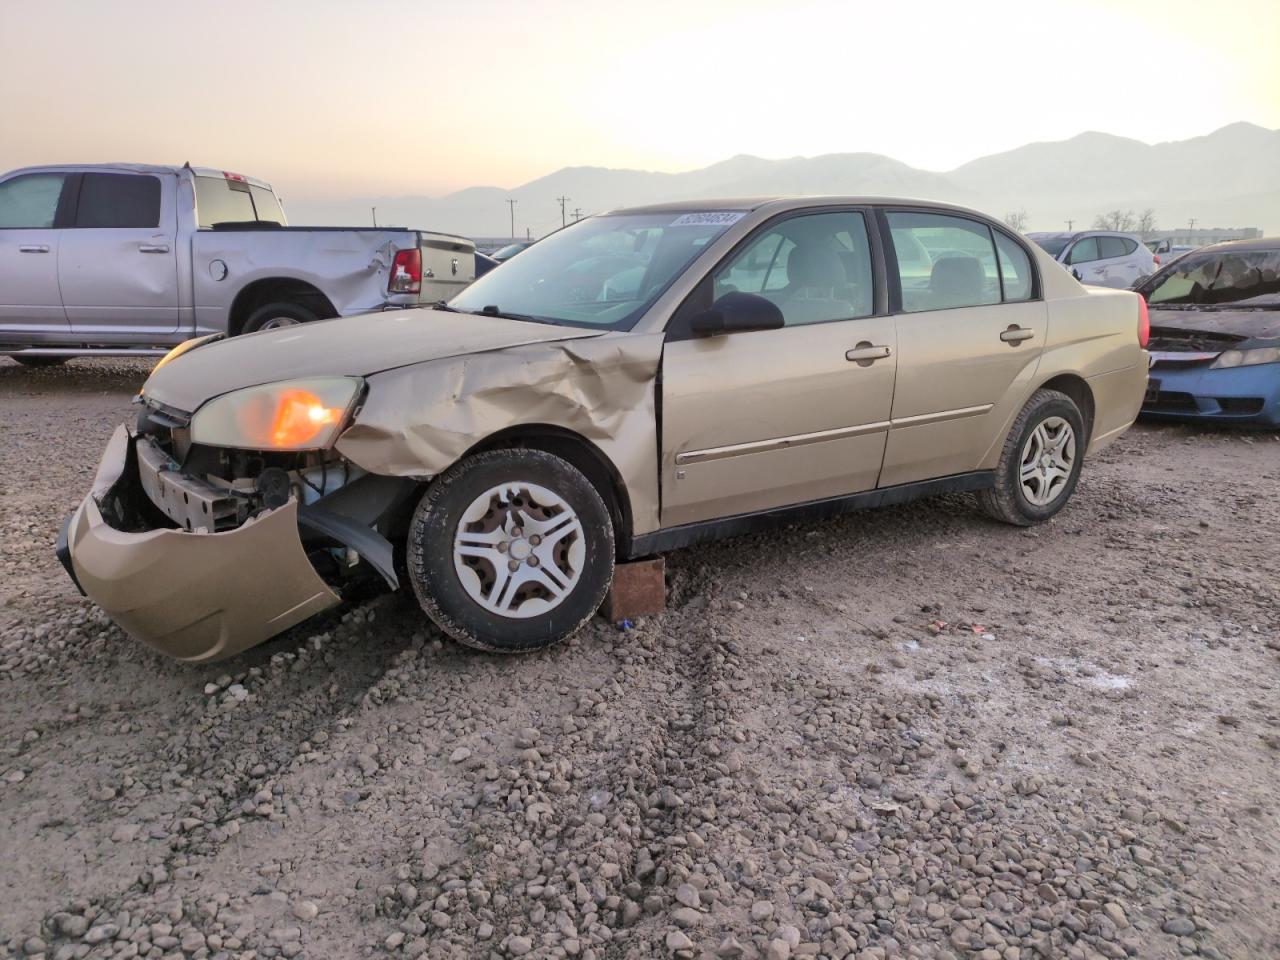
[0,163,476,364]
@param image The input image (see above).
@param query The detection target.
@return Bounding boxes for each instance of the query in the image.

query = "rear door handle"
[139,244,170,254]
[1000,326,1035,344]
[18,244,50,253]
[846,343,892,363]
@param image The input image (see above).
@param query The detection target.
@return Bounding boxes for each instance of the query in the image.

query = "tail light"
[1153,255,1161,266]
[389,249,422,294]
[1137,294,1150,349]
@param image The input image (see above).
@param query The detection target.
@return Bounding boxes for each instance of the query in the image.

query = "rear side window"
[75,173,161,228]
[1067,237,1099,264]
[994,232,1034,301]
[887,211,1000,312]
[1098,236,1132,259]
[0,173,66,228]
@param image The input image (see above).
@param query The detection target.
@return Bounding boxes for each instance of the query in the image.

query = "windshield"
[1146,248,1280,307]
[449,212,742,329]
[1030,236,1070,257]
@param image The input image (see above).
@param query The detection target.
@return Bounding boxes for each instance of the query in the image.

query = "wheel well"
[228,278,337,335]
[466,426,634,552]
[1039,374,1095,442]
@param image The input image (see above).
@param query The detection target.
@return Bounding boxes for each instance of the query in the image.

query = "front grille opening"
[1216,397,1265,415]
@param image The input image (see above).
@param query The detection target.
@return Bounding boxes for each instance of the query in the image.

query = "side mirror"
[689,291,785,337]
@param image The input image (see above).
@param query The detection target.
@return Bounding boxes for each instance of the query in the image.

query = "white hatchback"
[1027,231,1158,289]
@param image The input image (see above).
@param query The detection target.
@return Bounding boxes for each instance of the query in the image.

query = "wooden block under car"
[602,557,666,621]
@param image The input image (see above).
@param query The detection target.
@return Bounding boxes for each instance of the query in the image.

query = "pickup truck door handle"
[138,244,171,254]
[18,244,50,253]
[1000,325,1035,344]
[846,342,892,364]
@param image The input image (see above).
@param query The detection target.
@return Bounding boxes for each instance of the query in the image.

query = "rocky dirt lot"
[1,359,1277,960]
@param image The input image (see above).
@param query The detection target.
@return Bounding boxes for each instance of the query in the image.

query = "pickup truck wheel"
[978,388,1085,526]
[242,301,321,334]
[407,449,614,653]
[13,356,68,368]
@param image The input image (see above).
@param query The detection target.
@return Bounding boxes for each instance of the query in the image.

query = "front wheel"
[978,388,1085,526]
[406,449,615,652]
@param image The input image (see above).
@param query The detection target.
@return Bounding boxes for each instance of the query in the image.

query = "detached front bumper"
[1142,362,1280,426]
[62,425,340,662]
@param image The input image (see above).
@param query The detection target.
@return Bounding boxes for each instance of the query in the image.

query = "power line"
[506,199,518,240]
[556,196,570,228]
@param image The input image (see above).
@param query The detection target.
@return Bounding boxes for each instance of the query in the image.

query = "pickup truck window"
[75,173,161,229]
[249,186,285,225]
[0,173,65,228]
[194,176,284,228]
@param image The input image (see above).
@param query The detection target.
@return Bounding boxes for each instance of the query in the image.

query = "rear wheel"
[407,449,614,652]
[12,356,67,368]
[241,301,321,334]
[978,388,1085,526]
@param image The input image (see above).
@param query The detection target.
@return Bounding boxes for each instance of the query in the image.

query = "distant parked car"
[491,241,535,262]
[0,163,476,365]
[1027,231,1157,288]
[474,251,499,277]
[1145,238,1196,265]
[1136,237,1280,426]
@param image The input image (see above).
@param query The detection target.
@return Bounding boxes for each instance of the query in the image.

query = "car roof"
[1190,236,1280,253]
[604,196,1008,220]
[4,162,273,191]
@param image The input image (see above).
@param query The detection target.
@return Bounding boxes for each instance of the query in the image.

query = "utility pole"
[556,196,570,228]
[1187,217,1197,232]
[1065,219,1074,231]
[371,207,377,227]
[572,208,582,222]
[506,199,518,240]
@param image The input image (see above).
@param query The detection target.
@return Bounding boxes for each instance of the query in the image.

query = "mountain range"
[288,122,1280,238]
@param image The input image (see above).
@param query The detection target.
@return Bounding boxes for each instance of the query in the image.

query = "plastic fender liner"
[297,503,399,590]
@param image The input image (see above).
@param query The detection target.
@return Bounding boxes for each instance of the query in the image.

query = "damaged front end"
[59,402,417,662]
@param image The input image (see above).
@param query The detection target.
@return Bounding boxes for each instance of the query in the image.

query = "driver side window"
[713,211,874,326]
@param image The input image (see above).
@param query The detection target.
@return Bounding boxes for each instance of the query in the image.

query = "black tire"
[241,301,321,334]
[978,388,1086,526]
[407,449,615,653]
[13,356,67,368]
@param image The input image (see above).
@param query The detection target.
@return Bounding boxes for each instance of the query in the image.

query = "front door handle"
[1000,325,1035,345]
[846,342,892,364]
[18,244,50,253]
[139,244,170,254]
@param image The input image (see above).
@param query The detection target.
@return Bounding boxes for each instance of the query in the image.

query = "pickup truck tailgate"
[421,233,475,303]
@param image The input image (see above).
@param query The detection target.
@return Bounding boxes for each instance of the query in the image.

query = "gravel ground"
[1,358,1277,960]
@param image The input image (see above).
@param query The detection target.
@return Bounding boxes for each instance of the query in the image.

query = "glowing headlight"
[1211,346,1280,369]
[190,377,363,451]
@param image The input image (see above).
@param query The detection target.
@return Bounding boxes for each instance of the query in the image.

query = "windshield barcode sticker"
[670,212,746,227]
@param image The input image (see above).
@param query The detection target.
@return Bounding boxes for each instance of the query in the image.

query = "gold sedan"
[60,198,1149,660]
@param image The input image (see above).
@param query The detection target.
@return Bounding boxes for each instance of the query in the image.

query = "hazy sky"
[3,0,1278,202]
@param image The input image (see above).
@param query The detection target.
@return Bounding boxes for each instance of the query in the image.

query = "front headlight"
[190,377,363,451]
[1211,346,1280,369]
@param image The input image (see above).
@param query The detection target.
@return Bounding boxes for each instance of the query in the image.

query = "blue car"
[1137,238,1280,427]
